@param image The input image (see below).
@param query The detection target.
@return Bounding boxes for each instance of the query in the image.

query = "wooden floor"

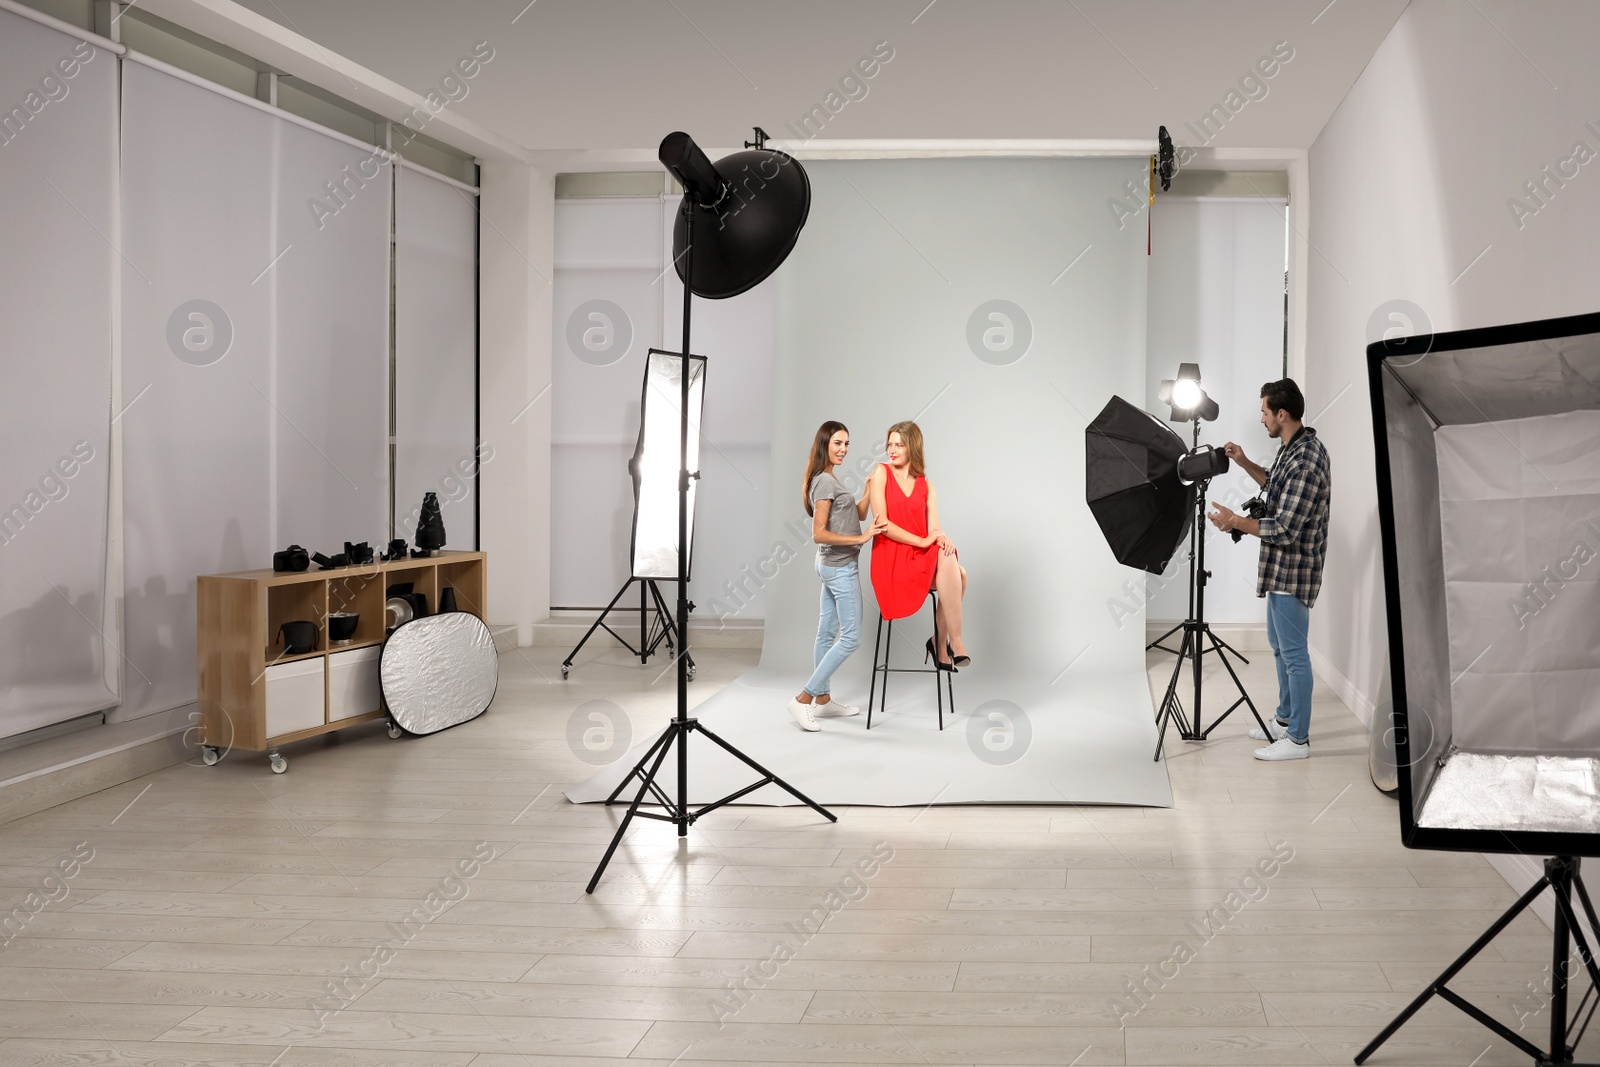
[0,641,1585,1066]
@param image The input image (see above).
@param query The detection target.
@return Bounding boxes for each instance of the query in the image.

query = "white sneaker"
[1249,718,1290,741]
[1254,736,1309,761]
[817,699,860,716]
[786,698,821,732]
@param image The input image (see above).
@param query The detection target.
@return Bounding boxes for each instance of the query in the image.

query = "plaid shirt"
[1256,426,1331,607]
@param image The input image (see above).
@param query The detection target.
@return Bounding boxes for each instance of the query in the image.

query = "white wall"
[1145,197,1288,627]
[479,160,553,646]
[1305,0,1600,727]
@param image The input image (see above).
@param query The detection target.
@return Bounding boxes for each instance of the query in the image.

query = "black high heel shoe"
[947,640,971,669]
[925,638,957,672]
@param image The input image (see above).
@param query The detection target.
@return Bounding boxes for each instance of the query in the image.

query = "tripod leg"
[564,578,639,673]
[1355,873,1555,1064]
[602,723,676,804]
[1154,630,1191,760]
[587,724,682,894]
[1198,628,1272,739]
[693,721,837,822]
[1146,620,1182,652]
[1208,631,1251,666]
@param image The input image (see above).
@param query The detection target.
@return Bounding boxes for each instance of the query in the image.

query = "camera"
[272,545,309,572]
[1230,497,1268,542]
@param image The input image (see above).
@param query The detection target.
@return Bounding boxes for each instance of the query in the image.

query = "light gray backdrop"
[573,156,1172,807]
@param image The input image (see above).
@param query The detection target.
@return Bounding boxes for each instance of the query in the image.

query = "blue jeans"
[804,556,861,698]
[1266,591,1312,743]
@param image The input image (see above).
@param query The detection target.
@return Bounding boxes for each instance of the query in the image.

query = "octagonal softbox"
[1371,310,1600,857]
[380,612,498,736]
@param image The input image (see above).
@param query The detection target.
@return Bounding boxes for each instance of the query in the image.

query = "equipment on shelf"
[414,492,445,556]
[327,612,358,645]
[380,538,408,561]
[277,620,316,656]
[385,597,413,632]
[312,550,346,569]
[438,587,458,613]
[272,544,309,572]
[345,541,374,565]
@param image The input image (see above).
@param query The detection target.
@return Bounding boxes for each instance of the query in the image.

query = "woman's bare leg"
[933,553,966,658]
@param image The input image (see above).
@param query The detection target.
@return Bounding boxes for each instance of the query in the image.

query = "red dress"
[870,464,940,620]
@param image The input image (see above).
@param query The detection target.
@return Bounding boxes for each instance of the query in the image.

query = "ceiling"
[226,0,1408,153]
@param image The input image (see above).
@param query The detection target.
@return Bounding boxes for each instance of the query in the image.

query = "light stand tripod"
[1357,855,1600,1066]
[1152,423,1271,760]
[587,189,835,895]
[560,577,694,681]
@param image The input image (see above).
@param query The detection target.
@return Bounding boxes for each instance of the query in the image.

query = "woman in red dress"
[868,421,970,670]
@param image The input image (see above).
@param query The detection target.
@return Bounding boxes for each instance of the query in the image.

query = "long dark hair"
[803,421,848,516]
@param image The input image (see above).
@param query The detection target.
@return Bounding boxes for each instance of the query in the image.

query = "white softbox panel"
[0,12,119,737]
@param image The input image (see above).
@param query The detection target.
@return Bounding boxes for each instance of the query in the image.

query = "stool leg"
[931,591,943,731]
[868,614,884,730]
[882,621,894,725]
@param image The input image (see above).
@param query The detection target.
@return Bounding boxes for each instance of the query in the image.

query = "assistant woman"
[787,421,886,732]
[868,420,970,671]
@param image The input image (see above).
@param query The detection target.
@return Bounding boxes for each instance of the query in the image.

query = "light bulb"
[1171,379,1203,410]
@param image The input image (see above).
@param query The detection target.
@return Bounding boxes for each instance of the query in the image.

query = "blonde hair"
[886,420,925,478]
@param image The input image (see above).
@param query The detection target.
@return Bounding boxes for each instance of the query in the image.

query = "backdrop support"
[1356,856,1600,1066]
[587,197,835,894]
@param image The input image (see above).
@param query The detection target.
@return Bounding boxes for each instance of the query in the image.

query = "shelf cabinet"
[196,550,487,771]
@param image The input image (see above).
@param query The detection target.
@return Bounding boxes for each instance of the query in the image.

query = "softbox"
[1371,310,1600,857]
[629,348,707,580]
[1086,395,1195,574]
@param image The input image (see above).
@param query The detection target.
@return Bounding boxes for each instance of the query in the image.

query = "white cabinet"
[263,658,325,737]
[328,647,382,721]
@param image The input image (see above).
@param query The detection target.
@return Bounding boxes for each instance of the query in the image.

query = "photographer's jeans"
[1266,591,1312,743]
[804,556,861,699]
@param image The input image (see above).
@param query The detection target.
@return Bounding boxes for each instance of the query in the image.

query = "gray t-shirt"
[810,471,861,566]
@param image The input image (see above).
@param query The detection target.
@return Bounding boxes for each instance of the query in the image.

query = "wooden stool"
[866,590,956,730]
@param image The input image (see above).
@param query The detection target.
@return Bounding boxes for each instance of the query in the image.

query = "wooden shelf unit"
[196,550,487,768]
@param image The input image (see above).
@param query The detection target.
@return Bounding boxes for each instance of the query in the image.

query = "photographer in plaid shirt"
[1206,378,1331,762]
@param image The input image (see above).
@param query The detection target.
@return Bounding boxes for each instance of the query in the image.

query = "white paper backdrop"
[395,165,478,548]
[0,11,119,737]
[120,60,390,718]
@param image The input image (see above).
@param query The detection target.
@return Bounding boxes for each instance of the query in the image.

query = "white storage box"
[328,646,382,721]
[264,658,325,737]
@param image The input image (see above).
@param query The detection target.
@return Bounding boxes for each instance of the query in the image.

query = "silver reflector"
[380,612,498,736]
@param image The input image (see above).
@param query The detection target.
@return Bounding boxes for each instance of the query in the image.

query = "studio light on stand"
[1085,364,1269,762]
[586,129,836,895]
[561,350,705,681]
[1146,363,1266,758]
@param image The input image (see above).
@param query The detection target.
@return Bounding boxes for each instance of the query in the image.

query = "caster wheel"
[687,662,697,680]
[201,746,221,766]
[561,665,569,679]
[269,754,288,774]
[387,722,402,740]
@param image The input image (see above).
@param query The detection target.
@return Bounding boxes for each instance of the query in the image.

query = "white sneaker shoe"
[817,699,860,716]
[786,698,821,732]
[1254,736,1309,761]
[1249,718,1290,741]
